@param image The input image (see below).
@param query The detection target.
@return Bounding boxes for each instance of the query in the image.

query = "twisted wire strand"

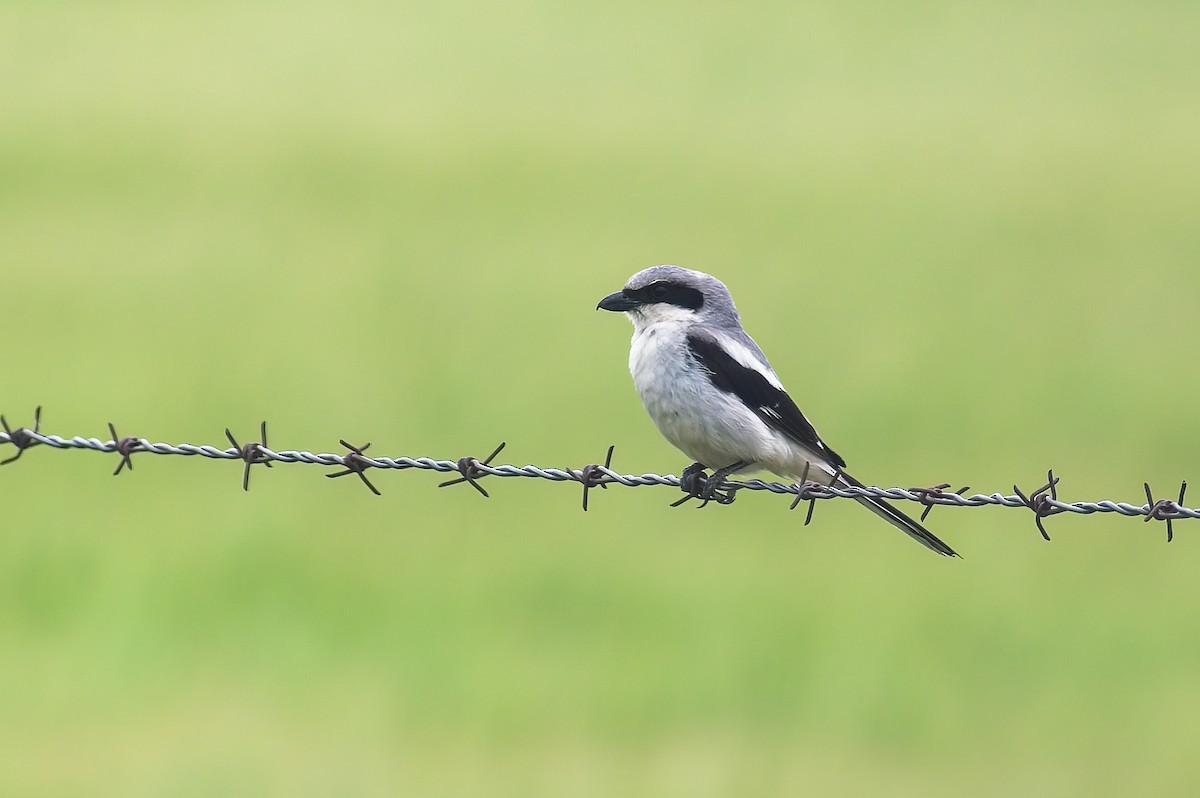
[2,428,1195,523]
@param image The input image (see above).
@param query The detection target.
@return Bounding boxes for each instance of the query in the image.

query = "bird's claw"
[671,462,741,508]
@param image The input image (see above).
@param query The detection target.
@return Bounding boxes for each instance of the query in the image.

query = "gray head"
[596,265,740,328]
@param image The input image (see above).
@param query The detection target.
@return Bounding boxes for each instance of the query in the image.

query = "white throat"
[625,304,700,333]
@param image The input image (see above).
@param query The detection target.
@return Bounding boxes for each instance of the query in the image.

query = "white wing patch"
[712,331,785,392]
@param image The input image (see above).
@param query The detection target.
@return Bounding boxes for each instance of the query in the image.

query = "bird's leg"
[673,460,748,507]
[672,462,710,506]
[698,460,748,506]
[679,462,708,494]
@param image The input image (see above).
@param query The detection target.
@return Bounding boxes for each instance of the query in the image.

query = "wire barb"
[788,464,843,527]
[578,444,616,512]
[438,441,506,497]
[225,421,273,492]
[1013,469,1063,541]
[1143,480,1187,542]
[107,422,142,476]
[910,482,973,523]
[326,440,381,496]
[0,406,43,466]
[788,462,821,525]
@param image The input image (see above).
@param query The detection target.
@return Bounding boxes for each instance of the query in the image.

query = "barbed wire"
[0,407,1191,541]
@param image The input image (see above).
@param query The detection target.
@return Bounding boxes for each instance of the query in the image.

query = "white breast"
[627,322,755,469]
[628,323,690,424]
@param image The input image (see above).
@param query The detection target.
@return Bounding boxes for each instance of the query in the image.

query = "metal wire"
[0,408,1193,540]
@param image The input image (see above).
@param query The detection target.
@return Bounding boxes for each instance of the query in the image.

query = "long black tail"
[839,473,960,558]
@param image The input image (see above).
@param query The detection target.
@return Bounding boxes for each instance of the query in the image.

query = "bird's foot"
[671,461,746,508]
[676,463,709,499]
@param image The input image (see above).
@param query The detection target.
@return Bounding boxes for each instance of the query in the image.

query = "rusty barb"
[909,482,972,523]
[0,406,42,466]
[577,444,616,512]
[2,406,1198,546]
[326,440,381,496]
[1013,469,1065,541]
[107,422,143,476]
[1143,481,1187,542]
[225,421,273,492]
[438,441,506,498]
[788,462,838,526]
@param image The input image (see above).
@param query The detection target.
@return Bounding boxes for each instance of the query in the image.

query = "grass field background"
[2,1,1199,795]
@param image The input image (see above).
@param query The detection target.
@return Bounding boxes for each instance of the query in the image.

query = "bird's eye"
[650,284,669,301]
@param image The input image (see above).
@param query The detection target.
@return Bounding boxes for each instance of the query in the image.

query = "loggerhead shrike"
[597,265,958,557]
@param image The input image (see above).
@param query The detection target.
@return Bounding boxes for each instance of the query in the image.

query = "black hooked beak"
[597,290,640,312]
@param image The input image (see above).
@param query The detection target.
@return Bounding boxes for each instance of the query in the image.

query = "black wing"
[686,331,845,468]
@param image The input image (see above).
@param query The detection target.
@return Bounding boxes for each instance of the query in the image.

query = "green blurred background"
[3,0,1199,795]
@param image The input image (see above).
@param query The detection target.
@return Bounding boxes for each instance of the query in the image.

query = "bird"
[596,264,958,557]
